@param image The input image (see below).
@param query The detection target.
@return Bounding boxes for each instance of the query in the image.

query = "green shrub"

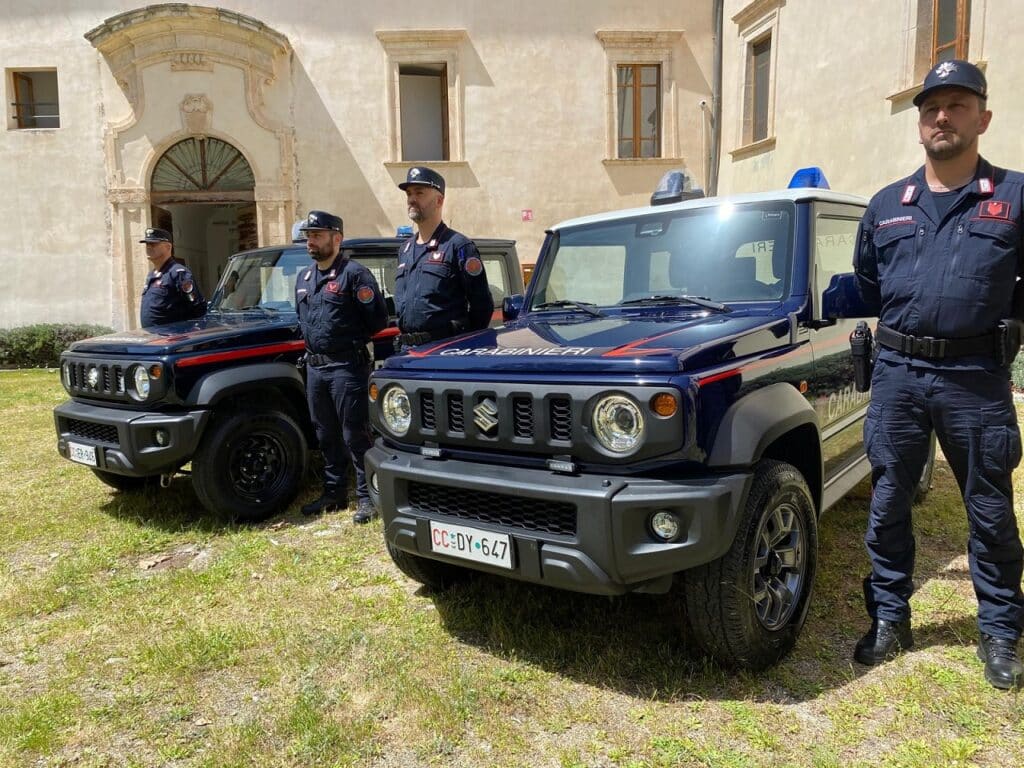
[0,324,113,369]
[1013,356,1024,391]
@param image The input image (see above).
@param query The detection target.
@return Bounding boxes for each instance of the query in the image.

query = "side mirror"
[822,273,875,319]
[502,294,525,322]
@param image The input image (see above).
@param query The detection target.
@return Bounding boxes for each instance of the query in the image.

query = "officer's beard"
[308,242,337,268]
[923,130,974,161]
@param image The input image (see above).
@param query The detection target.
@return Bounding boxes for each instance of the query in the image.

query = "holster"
[996,319,1022,367]
[850,320,874,393]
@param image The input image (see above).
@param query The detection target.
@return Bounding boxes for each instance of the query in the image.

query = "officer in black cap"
[294,210,388,523]
[393,166,494,350]
[139,227,206,328]
[852,60,1024,689]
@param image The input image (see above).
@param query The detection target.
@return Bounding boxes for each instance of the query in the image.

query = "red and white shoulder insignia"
[464,256,483,276]
[901,184,916,204]
[181,279,194,294]
[356,285,375,304]
[326,281,340,293]
[302,270,311,281]
[979,177,994,195]
[430,252,444,261]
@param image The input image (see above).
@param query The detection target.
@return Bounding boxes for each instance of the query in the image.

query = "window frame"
[597,30,684,163]
[931,0,971,64]
[730,0,783,157]
[6,67,60,130]
[376,30,466,164]
[616,63,662,159]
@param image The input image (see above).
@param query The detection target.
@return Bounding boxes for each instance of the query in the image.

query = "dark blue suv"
[53,237,521,522]
[365,187,934,670]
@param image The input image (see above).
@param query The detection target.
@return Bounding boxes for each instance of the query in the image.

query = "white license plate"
[429,520,513,569]
[68,441,98,467]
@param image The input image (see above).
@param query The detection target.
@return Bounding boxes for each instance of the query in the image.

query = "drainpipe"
[708,0,723,196]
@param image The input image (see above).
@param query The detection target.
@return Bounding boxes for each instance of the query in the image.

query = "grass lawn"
[1,368,1022,767]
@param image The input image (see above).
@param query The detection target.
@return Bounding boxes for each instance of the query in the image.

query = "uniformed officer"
[853,60,1024,689]
[294,210,388,523]
[139,228,206,327]
[393,166,494,350]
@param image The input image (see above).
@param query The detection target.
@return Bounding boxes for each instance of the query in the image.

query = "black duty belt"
[306,350,364,367]
[875,323,996,359]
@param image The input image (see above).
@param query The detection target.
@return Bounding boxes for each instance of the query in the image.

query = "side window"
[814,216,860,301]
[480,254,510,306]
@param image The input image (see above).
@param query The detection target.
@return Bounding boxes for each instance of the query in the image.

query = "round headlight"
[381,385,411,436]
[60,361,71,390]
[131,365,151,401]
[592,395,644,453]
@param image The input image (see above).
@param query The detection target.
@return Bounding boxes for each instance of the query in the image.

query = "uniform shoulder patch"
[356,285,376,304]
[326,281,341,294]
[977,200,1012,220]
[181,279,194,294]
[464,256,484,276]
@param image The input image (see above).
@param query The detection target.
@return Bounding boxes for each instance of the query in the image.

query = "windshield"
[529,202,794,310]
[209,248,401,315]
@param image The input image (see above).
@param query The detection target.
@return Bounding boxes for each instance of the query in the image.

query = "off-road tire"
[90,468,157,492]
[681,459,818,671]
[191,408,307,523]
[386,540,473,591]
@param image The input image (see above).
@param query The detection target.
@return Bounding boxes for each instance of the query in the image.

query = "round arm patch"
[464,256,484,277]
[356,285,376,304]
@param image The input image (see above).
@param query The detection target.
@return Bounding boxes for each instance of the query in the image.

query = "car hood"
[382,310,794,375]
[65,311,301,357]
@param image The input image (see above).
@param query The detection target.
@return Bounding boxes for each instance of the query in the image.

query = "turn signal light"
[149,365,162,379]
[368,383,379,401]
[650,393,677,417]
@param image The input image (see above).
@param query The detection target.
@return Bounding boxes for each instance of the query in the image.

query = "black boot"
[301,493,345,517]
[977,634,1023,690]
[352,498,378,524]
[854,619,914,665]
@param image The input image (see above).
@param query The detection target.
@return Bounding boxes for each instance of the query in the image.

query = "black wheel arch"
[707,383,823,514]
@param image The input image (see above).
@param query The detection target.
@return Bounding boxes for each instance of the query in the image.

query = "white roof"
[551,188,869,231]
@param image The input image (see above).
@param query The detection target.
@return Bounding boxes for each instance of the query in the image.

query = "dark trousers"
[864,358,1024,640]
[305,362,371,503]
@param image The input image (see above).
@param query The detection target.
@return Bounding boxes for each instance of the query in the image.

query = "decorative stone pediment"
[85,4,291,112]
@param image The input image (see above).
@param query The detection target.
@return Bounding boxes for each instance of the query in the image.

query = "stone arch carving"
[85,4,295,328]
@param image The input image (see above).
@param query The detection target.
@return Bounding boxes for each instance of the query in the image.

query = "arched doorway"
[150,136,259,295]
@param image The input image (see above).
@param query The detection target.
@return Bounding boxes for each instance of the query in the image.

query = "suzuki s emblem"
[473,398,499,435]
[86,366,100,389]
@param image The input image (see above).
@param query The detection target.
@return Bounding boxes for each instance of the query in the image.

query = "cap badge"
[410,168,421,178]
[935,61,957,79]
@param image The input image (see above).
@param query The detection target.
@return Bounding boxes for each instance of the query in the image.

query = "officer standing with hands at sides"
[139,228,206,327]
[294,210,388,524]
[852,60,1024,689]
[393,166,493,351]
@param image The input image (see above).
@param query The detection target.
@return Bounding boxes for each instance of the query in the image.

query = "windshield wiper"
[532,300,604,318]
[618,294,731,312]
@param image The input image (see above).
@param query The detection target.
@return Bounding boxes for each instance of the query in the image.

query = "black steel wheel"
[681,459,818,670]
[192,408,307,523]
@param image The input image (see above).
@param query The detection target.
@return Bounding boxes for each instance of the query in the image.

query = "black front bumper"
[54,400,210,476]
[365,442,752,595]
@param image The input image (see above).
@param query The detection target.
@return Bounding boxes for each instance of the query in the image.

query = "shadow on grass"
[97,476,237,534]
[423,460,992,703]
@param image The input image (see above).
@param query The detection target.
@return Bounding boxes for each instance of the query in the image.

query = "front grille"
[549,397,572,441]
[409,482,577,536]
[447,393,464,433]
[66,360,128,399]
[512,396,533,438]
[65,418,119,445]
[420,392,436,430]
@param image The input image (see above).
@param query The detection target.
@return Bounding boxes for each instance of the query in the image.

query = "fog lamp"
[154,429,169,447]
[650,511,682,541]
